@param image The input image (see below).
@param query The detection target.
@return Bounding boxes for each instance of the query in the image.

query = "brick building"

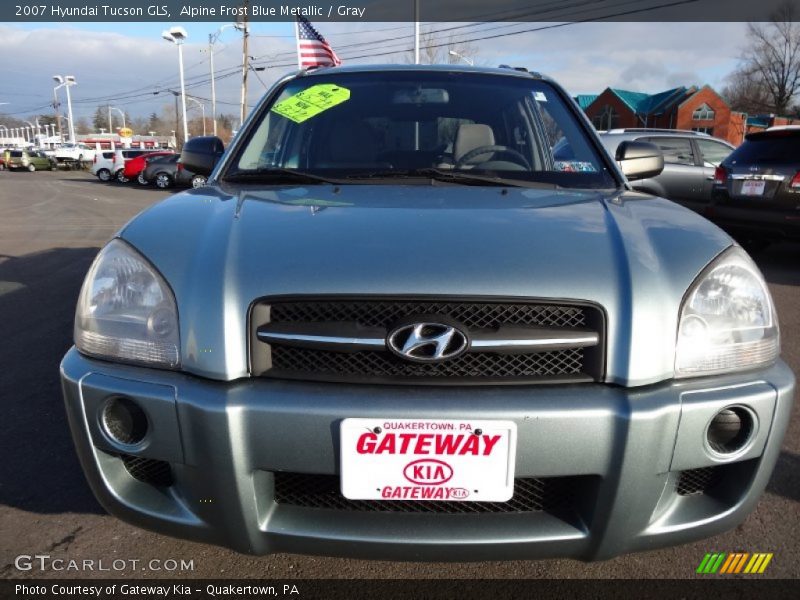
[580,85,748,145]
[745,114,800,133]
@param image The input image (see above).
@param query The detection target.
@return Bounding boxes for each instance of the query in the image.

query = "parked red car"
[123,151,175,184]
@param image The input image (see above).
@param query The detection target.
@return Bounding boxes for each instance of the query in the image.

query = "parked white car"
[90,150,117,181]
[91,148,156,182]
[55,142,96,165]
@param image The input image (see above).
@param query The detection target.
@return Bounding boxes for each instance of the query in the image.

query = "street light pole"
[24,120,36,145]
[54,75,77,143]
[448,50,474,65]
[162,27,189,145]
[65,81,75,142]
[207,22,247,138]
[110,106,126,129]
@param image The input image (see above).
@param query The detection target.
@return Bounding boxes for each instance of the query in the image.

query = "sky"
[0,20,748,129]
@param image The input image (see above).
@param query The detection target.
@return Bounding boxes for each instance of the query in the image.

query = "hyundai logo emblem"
[387,321,469,362]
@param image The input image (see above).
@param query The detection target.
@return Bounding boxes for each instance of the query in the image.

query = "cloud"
[0,21,748,121]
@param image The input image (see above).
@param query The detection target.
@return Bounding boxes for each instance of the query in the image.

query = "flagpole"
[295,19,302,69]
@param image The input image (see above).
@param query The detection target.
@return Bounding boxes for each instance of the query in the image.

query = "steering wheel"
[455,145,531,170]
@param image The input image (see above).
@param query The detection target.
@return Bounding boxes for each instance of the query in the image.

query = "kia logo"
[387,320,469,362]
[450,488,470,499]
[403,459,454,485]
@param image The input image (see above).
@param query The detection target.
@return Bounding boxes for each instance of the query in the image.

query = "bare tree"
[728,1,800,115]
[722,70,773,115]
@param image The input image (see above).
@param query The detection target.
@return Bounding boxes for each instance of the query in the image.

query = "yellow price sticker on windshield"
[271,84,350,123]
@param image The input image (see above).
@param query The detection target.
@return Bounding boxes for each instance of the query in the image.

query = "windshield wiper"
[223,168,340,185]
[410,168,558,189]
[341,168,557,188]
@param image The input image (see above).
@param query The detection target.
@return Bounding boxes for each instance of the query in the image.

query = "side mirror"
[180,136,225,176]
[615,140,664,181]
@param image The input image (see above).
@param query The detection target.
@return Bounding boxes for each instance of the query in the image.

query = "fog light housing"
[101,397,148,446]
[706,406,755,455]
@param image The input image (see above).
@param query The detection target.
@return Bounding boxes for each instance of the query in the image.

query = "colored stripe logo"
[697,553,773,574]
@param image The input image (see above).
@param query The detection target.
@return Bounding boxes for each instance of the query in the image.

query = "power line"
[8,0,696,116]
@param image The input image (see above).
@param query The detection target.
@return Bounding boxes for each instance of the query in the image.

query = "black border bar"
[2,0,796,23]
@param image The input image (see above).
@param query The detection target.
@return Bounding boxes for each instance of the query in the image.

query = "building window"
[592,105,619,130]
[692,126,714,135]
[692,103,715,120]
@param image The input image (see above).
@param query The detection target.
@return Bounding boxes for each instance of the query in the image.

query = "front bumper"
[60,348,795,561]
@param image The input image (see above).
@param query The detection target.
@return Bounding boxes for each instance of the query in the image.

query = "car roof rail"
[605,128,710,136]
[497,64,543,78]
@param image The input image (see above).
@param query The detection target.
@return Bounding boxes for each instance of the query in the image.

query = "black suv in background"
[711,127,800,249]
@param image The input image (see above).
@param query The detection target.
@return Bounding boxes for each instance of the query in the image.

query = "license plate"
[340,418,517,502]
[741,180,766,196]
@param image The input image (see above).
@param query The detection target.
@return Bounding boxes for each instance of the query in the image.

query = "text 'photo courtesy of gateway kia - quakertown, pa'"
[61,64,795,561]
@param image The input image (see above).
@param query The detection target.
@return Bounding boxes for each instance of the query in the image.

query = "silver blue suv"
[60,65,794,561]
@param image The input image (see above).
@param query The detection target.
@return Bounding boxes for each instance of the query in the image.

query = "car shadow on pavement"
[0,247,105,515]
[57,178,180,194]
[766,450,800,503]
[753,242,800,286]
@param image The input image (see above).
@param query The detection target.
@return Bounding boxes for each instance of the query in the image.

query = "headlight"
[74,239,180,368]
[675,246,778,377]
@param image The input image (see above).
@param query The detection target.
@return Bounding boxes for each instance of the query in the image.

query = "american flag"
[295,16,342,68]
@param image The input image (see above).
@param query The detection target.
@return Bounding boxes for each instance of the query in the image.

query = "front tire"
[116,170,129,184]
[96,168,111,182]
[137,172,149,186]
[27,164,36,172]
[154,172,173,189]
[191,174,207,188]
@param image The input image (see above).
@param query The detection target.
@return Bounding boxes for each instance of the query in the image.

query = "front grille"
[251,298,605,384]
[273,472,583,514]
[273,346,584,379]
[676,467,721,496]
[270,300,589,330]
[119,454,173,487]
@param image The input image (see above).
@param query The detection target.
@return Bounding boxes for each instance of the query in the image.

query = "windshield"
[226,71,616,189]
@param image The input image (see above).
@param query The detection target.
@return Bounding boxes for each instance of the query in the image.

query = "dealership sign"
[340,418,517,502]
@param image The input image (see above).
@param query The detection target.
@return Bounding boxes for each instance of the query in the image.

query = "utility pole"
[108,105,113,133]
[208,33,217,136]
[240,0,249,127]
[414,0,420,64]
[52,88,63,141]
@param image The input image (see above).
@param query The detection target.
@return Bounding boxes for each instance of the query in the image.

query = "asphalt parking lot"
[0,169,797,580]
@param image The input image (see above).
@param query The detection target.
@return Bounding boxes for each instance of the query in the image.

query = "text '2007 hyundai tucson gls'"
[60,65,795,562]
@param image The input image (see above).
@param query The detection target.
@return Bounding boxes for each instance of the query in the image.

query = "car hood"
[120,183,733,385]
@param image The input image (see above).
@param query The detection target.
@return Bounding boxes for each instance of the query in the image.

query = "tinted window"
[695,139,732,167]
[231,71,616,189]
[728,135,800,164]
[149,155,178,164]
[10,151,22,157]
[642,137,695,166]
